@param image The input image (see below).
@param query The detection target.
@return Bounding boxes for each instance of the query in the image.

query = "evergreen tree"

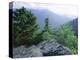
[56,24,78,54]
[13,7,38,46]
[44,18,49,32]
[41,18,53,40]
[33,18,50,44]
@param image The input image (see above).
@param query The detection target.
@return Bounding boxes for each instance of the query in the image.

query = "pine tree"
[33,18,50,44]
[56,24,78,54]
[41,18,53,40]
[13,7,38,46]
[44,18,49,32]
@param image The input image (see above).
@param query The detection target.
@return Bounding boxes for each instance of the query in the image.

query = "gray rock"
[37,40,72,56]
[13,39,72,58]
[13,45,43,58]
[37,40,60,54]
[55,46,72,55]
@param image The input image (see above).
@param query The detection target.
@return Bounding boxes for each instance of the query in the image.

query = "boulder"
[37,40,72,56]
[13,45,43,58]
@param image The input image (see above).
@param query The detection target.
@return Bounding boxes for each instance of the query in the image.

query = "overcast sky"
[13,1,78,18]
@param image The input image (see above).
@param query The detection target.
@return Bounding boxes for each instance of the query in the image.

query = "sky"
[12,1,78,18]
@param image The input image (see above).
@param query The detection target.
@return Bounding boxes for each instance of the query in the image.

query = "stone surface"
[37,40,60,54]
[13,45,43,58]
[13,39,72,58]
[37,40,72,56]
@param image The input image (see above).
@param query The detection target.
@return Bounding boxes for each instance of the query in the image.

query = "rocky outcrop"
[13,45,43,58]
[13,40,72,58]
[37,40,72,56]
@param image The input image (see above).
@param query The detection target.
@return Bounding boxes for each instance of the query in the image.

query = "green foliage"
[42,18,50,40]
[41,18,54,40]
[13,7,39,46]
[33,17,54,44]
[55,24,78,54]
[44,18,49,32]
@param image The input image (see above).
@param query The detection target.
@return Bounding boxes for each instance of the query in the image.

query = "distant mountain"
[30,9,76,29]
[68,18,78,36]
[31,9,78,36]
